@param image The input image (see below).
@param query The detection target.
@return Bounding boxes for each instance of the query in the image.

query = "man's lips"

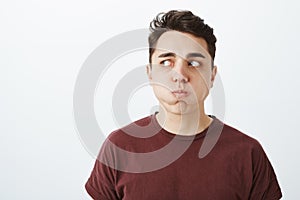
[172,90,189,98]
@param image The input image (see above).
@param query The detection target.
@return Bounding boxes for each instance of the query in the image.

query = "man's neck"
[155,106,213,136]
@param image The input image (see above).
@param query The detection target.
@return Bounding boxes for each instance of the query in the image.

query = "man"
[85,10,282,199]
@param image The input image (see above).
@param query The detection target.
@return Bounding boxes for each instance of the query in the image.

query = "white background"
[1,0,300,199]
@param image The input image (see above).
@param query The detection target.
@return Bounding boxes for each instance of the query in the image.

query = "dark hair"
[148,10,217,64]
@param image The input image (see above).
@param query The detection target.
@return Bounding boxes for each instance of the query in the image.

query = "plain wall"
[1,0,299,199]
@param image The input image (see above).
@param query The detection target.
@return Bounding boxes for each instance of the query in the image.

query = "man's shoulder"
[106,114,157,145]
[106,115,264,152]
[220,121,263,151]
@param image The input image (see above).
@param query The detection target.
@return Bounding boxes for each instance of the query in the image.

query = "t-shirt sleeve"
[85,139,119,200]
[85,160,119,200]
[248,141,282,200]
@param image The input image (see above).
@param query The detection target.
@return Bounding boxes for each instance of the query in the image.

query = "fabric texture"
[85,114,282,200]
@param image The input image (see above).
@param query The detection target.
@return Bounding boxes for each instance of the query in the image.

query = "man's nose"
[172,59,189,83]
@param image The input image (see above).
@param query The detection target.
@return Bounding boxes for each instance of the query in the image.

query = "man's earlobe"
[210,65,217,88]
[146,64,152,80]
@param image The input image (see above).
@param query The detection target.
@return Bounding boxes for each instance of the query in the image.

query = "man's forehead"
[154,31,209,58]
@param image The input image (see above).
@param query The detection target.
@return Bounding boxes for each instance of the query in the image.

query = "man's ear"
[146,64,152,80]
[210,65,217,88]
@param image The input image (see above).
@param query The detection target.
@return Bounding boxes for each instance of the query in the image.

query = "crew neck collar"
[151,112,217,141]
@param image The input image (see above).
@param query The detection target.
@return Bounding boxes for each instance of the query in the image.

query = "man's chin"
[162,101,188,114]
[163,100,203,114]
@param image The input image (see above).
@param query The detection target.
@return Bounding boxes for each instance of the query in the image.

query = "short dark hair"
[148,10,217,64]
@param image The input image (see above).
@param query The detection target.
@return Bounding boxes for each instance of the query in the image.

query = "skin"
[147,31,217,136]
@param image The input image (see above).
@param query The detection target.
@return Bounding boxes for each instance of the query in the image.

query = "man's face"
[147,31,217,115]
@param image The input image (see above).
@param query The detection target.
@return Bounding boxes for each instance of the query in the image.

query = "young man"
[85,10,282,199]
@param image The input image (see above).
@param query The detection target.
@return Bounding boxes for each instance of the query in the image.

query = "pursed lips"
[172,90,189,98]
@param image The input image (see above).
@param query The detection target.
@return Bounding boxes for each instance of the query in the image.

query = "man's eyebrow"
[158,52,176,58]
[157,52,205,59]
[186,52,205,58]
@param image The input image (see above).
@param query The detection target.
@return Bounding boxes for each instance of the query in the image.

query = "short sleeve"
[85,139,119,200]
[249,141,282,200]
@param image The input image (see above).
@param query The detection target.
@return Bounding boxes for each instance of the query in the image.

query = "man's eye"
[189,60,201,67]
[160,60,173,67]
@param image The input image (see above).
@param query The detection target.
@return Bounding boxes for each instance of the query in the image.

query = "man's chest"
[114,152,252,200]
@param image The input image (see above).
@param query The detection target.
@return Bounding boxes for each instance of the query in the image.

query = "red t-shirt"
[85,114,282,200]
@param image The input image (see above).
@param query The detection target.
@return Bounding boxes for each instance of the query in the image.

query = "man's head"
[146,10,218,115]
[148,10,217,65]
